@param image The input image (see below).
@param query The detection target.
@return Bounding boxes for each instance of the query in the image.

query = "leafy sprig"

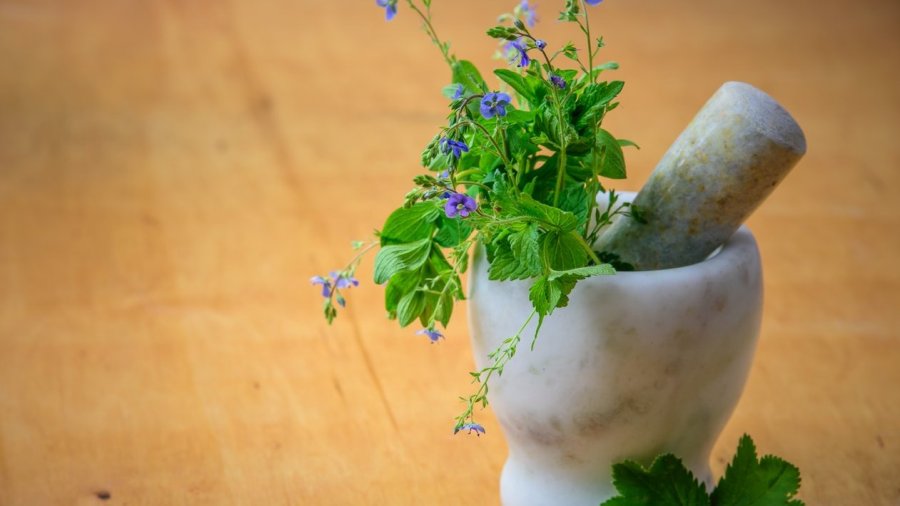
[316,0,641,433]
[602,435,804,506]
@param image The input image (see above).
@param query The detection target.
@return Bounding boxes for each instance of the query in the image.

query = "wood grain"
[1,0,898,504]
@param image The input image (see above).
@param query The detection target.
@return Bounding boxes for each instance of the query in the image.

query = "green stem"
[454,309,537,429]
[573,231,602,265]
[581,0,594,83]
[405,0,454,67]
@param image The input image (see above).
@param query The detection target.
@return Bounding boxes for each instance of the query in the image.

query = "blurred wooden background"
[1,0,898,504]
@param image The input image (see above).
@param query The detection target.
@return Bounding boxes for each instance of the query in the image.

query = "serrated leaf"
[373,238,432,284]
[509,222,542,276]
[434,214,474,248]
[380,202,441,245]
[601,455,710,506]
[518,193,579,231]
[488,239,536,281]
[540,230,586,271]
[711,435,804,506]
[548,264,615,281]
[596,128,627,179]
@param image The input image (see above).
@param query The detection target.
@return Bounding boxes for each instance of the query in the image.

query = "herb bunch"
[315,0,642,434]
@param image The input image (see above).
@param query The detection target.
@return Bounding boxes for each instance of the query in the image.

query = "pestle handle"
[595,81,806,270]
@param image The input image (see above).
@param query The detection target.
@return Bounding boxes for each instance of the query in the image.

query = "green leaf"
[518,193,579,232]
[396,291,426,327]
[528,275,561,316]
[452,59,487,94]
[618,138,640,149]
[384,270,422,315]
[540,231,586,271]
[495,69,536,105]
[557,182,591,228]
[434,214,474,248]
[596,128,627,179]
[488,233,541,282]
[711,435,804,506]
[373,238,432,284]
[380,202,441,245]
[509,222,540,270]
[601,455,711,506]
[548,264,615,281]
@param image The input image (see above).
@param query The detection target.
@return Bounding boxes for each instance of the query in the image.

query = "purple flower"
[550,74,566,89]
[444,193,477,218]
[452,84,465,99]
[375,0,398,20]
[535,39,547,50]
[416,328,444,343]
[519,0,538,27]
[439,138,469,158]
[479,92,512,119]
[310,275,332,297]
[505,37,530,68]
[330,271,359,289]
[454,423,486,436]
[585,0,603,4]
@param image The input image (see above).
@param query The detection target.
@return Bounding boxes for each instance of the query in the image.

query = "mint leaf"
[528,274,578,317]
[601,454,710,506]
[711,435,804,506]
[595,128,627,179]
[540,230,586,271]
[509,222,541,274]
[380,202,440,245]
[548,264,615,281]
[518,193,579,232]
[373,238,432,284]
[487,229,542,281]
[434,213,474,248]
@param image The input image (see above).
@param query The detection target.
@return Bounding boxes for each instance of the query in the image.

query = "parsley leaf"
[601,454,710,506]
[601,435,804,506]
[711,435,804,506]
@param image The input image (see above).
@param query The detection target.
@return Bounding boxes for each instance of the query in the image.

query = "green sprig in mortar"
[317,0,637,434]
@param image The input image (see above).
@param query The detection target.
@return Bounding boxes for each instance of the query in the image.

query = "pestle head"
[595,81,806,270]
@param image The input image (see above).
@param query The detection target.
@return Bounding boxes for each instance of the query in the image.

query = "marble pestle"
[595,81,806,270]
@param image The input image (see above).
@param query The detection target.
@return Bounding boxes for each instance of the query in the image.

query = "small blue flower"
[585,0,603,5]
[375,0,398,21]
[440,138,469,158]
[310,275,332,297]
[454,423,486,436]
[330,271,359,289]
[452,84,465,99]
[505,37,530,68]
[550,74,566,89]
[535,39,547,50]
[444,193,477,218]
[519,0,538,27]
[480,92,512,119]
[416,328,444,343]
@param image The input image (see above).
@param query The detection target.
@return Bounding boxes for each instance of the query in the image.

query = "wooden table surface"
[1,0,898,504]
